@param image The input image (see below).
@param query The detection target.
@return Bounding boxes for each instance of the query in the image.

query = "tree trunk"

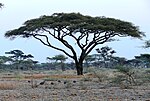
[75,61,83,75]
[61,62,65,71]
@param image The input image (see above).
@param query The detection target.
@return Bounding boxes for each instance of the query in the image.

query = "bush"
[113,66,136,88]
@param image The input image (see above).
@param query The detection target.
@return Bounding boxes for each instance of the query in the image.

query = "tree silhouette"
[0,3,3,8]
[47,54,68,71]
[5,13,144,75]
[5,50,34,70]
[143,40,150,48]
[96,46,116,68]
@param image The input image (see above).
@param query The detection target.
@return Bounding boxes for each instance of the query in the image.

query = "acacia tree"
[96,46,116,68]
[5,50,34,70]
[47,54,68,71]
[5,13,144,75]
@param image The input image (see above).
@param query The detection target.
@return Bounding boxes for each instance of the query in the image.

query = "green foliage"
[5,13,144,39]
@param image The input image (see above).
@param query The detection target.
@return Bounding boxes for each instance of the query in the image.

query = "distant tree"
[112,56,127,67]
[47,54,68,71]
[5,50,34,70]
[127,59,141,68]
[0,3,3,8]
[5,50,34,60]
[135,54,150,68]
[0,56,13,69]
[96,46,116,68]
[21,59,38,70]
[0,56,12,64]
[84,55,95,68]
[143,40,150,48]
[5,13,144,75]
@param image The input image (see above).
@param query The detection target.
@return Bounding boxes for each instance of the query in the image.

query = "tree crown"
[5,13,144,39]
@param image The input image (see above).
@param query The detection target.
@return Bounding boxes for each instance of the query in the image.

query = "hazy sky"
[0,0,150,62]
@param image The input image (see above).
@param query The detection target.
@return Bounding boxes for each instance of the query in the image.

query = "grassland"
[0,68,150,101]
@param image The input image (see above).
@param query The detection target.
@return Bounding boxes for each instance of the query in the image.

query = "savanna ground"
[0,68,150,101]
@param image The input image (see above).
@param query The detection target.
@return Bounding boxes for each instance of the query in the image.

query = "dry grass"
[31,74,94,79]
[0,82,17,90]
[0,69,149,101]
[1,73,95,80]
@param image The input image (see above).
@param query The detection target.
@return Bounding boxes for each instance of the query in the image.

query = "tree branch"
[42,27,79,61]
[32,34,74,59]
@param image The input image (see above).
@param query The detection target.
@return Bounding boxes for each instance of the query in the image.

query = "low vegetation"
[0,68,149,100]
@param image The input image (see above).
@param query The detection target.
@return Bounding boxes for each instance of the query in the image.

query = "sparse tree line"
[0,47,150,72]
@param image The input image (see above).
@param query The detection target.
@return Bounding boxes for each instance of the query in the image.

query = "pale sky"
[0,0,150,63]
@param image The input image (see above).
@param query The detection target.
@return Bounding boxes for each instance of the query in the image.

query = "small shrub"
[111,75,132,89]
[91,69,108,83]
[113,66,137,88]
